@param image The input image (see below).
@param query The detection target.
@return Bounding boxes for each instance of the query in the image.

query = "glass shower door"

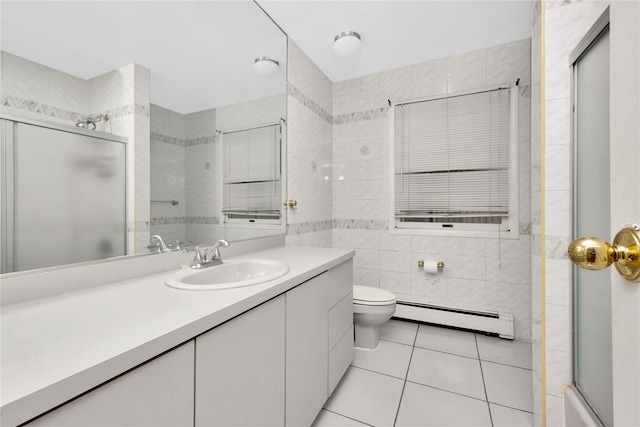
[573,26,613,426]
[1,120,127,273]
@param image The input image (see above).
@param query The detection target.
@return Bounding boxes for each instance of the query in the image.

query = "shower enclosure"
[1,117,127,273]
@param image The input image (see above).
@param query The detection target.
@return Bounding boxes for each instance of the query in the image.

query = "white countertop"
[0,245,354,426]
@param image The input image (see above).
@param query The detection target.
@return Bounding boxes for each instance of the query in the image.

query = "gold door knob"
[283,199,297,208]
[568,225,640,282]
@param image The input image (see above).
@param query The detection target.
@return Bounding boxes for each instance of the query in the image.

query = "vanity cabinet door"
[195,295,286,427]
[285,272,329,427]
[26,342,195,427]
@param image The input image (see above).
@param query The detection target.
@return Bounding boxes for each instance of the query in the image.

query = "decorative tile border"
[531,235,570,259]
[286,220,333,236]
[1,95,84,122]
[2,95,150,122]
[186,216,219,225]
[287,83,333,125]
[151,132,184,147]
[520,222,533,235]
[150,216,220,225]
[287,83,390,127]
[333,219,388,230]
[150,132,218,147]
[333,107,389,125]
[546,236,571,259]
[185,134,219,147]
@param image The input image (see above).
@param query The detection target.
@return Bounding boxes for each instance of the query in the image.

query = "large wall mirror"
[0,1,287,274]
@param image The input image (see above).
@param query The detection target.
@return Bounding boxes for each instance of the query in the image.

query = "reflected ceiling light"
[333,31,361,56]
[254,56,279,76]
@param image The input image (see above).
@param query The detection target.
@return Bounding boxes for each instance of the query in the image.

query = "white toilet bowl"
[353,285,396,350]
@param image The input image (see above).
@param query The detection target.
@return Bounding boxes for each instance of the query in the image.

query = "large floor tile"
[380,319,418,345]
[407,347,486,400]
[324,366,405,427]
[352,340,414,379]
[482,361,533,412]
[490,404,534,427]
[312,409,371,427]
[415,324,479,358]
[396,382,492,427]
[476,334,532,369]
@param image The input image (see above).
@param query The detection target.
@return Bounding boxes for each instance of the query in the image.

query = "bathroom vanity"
[0,245,355,426]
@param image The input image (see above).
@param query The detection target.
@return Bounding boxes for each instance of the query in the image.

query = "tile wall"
[330,39,533,340]
[150,104,187,246]
[88,64,151,252]
[530,0,544,423]
[286,40,334,247]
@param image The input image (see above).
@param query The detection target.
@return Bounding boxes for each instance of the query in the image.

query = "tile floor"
[313,320,533,427]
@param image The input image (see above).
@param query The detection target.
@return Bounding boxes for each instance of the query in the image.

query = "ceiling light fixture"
[254,56,279,76]
[333,31,361,56]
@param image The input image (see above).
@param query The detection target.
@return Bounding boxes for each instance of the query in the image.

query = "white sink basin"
[165,259,289,291]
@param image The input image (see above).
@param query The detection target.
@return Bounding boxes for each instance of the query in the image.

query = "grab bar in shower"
[151,200,179,206]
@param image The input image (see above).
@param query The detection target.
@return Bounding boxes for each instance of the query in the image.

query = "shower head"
[75,114,109,131]
[76,120,96,130]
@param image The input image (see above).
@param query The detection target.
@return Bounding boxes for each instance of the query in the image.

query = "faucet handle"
[194,246,205,263]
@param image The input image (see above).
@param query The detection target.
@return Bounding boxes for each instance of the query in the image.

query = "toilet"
[353,285,397,350]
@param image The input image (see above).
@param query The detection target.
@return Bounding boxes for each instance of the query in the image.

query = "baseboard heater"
[393,301,514,340]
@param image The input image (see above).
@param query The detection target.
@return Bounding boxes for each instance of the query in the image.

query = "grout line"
[347,364,407,382]
[392,329,418,427]
[404,380,493,405]
[476,333,494,426]
[320,409,375,427]
[489,402,535,415]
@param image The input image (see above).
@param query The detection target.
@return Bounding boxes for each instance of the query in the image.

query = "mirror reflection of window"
[222,123,282,225]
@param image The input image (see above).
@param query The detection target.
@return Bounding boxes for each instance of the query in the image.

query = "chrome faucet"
[190,239,230,269]
[150,235,171,253]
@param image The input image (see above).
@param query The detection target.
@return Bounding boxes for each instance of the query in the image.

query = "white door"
[570,3,640,426]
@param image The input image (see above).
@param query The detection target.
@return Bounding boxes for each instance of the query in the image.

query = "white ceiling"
[1,1,531,114]
[258,0,532,83]
[0,1,287,114]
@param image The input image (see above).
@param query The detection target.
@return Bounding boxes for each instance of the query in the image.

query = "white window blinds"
[222,123,281,220]
[394,88,511,224]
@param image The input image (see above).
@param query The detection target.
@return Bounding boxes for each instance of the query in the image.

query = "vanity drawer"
[326,259,353,308]
[328,325,354,396]
[328,292,353,351]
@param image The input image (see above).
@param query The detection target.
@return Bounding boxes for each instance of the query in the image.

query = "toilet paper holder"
[417,260,445,271]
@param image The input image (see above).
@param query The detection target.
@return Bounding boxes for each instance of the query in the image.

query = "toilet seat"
[353,285,396,306]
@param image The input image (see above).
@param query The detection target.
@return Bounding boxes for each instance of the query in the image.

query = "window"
[222,123,282,224]
[391,85,518,238]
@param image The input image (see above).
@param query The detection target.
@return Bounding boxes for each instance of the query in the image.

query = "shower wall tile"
[288,40,332,115]
[151,104,185,139]
[87,64,135,113]
[545,145,571,191]
[1,51,86,121]
[185,108,216,140]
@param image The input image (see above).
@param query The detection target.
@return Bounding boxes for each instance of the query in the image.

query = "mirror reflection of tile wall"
[0,52,151,253]
[150,94,285,247]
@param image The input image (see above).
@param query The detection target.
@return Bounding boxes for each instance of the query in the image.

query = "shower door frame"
[566,3,640,426]
[0,115,129,274]
[569,11,612,426]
